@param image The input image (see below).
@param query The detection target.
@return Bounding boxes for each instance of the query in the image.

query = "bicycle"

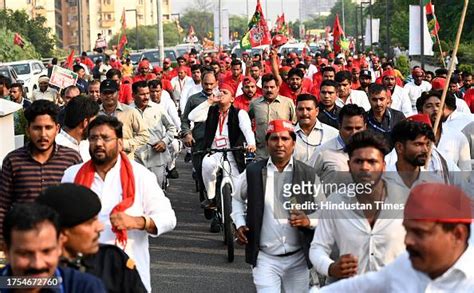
[195,146,252,262]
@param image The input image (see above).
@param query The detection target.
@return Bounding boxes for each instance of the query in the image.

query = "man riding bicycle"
[188,82,256,232]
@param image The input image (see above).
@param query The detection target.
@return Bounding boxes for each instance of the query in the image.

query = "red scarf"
[74,151,135,248]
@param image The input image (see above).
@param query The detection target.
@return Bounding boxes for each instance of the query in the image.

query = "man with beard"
[460,71,472,96]
[234,76,258,112]
[236,61,263,97]
[1,203,106,291]
[351,67,361,90]
[381,70,413,116]
[62,115,177,292]
[223,59,244,95]
[317,183,474,292]
[366,84,405,145]
[384,119,440,190]
[294,94,338,163]
[0,100,82,243]
[37,183,147,293]
[335,71,371,111]
[405,67,432,112]
[99,79,149,160]
[358,70,372,94]
[415,91,471,171]
[56,95,99,161]
[310,131,408,282]
[278,68,310,103]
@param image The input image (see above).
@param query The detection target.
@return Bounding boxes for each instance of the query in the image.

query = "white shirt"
[444,111,474,132]
[188,100,255,148]
[383,163,444,191]
[294,121,338,163]
[179,83,202,114]
[456,98,472,114]
[232,158,304,255]
[438,126,472,171]
[390,85,413,116]
[309,136,350,185]
[32,88,58,102]
[171,76,194,101]
[305,64,318,80]
[318,246,474,293]
[55,130,90,161]
[310,180,408,278]
[336,90,371,111]
[158,90,181,131]
[404,81,432,111]
[61,157,177,292]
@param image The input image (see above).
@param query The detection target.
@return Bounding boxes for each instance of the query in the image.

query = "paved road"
[150,156,255,292]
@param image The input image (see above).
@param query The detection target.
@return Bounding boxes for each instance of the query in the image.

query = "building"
[299,0,337,21]
[3,0,172,52]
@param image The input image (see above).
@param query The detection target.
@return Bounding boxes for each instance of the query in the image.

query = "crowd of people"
[0,39,474,292]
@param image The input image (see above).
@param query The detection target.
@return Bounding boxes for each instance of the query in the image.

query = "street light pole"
[419,0,425,68]
[126,9,139,50]
[386,0,391,58]
[218,0,222,49]
[78,0,82,52]
[369,0,373,51]
[341,0,346,33]
[157,0,164,65]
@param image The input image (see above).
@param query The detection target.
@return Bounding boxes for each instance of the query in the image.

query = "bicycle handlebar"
[193,146,247,155]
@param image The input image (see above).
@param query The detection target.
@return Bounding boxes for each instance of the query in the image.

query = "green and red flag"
[240,0,271,49]
[423,0,440,43]
[117,8,129,58]
[332,14,345,53]
[276,13,288,35]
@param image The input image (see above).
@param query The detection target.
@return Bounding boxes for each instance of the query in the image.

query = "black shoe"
[167,167,179,179]
[210,217,221,233]
[200,198,216,209]
[184,152,192,163]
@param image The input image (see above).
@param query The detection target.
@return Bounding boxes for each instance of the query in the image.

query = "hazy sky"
[171,0,301,23]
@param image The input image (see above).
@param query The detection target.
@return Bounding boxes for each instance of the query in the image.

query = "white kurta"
[390,85,413,117]
[294,121,339,164]
[317,246,474,292]
[55,130,90,161]
[336,89,371,111]
[62,157,177,292]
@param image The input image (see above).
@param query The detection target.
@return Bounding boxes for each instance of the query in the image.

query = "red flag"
[241,0,271,48]
[117,34,128,58]
[425,1,440,42]
[120,8,127,30]
[64,49,75,69]
[13,33,25,48]
[332,14,345,54]
[188,25,196,37]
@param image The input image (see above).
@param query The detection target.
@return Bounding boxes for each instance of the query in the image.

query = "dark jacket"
[244,158,323,268]
[203,105,246,172]
[60,244,146,293]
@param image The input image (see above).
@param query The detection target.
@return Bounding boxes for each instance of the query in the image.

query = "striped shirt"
[0,144,82,238]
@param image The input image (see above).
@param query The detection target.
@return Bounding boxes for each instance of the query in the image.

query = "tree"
[327,0,358,38]
[0,29,41,62]
[109,23,181,50]
[0,9,55,57]
[229,15,248,41]
[180,9,213,41]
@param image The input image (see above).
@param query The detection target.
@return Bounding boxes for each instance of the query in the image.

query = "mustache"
[24,268,49,275]
[407,247,422,259]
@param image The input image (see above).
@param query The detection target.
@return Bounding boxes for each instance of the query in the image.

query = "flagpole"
[157,0,164,66]
[436,33,446,68]
[419,0,424,69]
[341,0,346,33]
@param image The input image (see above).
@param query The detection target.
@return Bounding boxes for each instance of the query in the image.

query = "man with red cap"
[382,69,413,116]
[162,58,175,80]
[404,67,432,112]
[234,76,259,112]
[414,91,471,171]
[232,119,323,292]
[317,183,474,292]
[189,82,255,231]
[133,60,152,83]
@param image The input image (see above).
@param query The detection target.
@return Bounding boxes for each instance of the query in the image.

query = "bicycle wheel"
[222,183,235,262]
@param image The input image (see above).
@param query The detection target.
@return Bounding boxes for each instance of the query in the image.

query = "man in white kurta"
[62,115,176,292]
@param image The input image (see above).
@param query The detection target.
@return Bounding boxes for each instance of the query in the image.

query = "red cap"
[74,57,81,63]
[153,66,163,74]
[347,56,353,61]
[431,78,446,90]
[219,83,235,97]
[272,34,288,48]
[242,76,256,85]
[266,120,295,135]
[139,60,150,69]
[404,183,472,223]
[279,66,291,74]
[382,69,396,78]
[406,114,432,127]
[412,67,424,76]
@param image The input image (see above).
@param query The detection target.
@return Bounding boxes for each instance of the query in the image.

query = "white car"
[4,60,48,98]
[278,43,310,57]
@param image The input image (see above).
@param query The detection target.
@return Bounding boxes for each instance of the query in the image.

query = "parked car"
[4,60,48,98]
[278,43,310,57]
[129,52,142,65]
[175,43,203,57]
[139,48,178,68]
